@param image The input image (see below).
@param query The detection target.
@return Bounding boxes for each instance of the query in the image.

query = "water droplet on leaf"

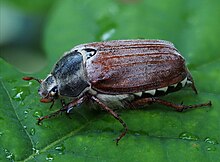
[30,128,35,136]
[179,132,199,141]
[4,149,15,161]
[134,133,140,136]
[12,86,30,102]
[84,147,88,151]
[24,110,29,114]
[55,144,65,154]
[204,137,218,145]
[24,110,29,118]
[33,111,43,118]
[32,147,40,154]
[206,146,216,151]
[46,154,54,161]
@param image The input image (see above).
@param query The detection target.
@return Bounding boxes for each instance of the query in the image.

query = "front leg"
[37,95,88,124]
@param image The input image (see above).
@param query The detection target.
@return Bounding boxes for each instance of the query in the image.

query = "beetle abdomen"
[82,40,190,95]
[94,77,193,107]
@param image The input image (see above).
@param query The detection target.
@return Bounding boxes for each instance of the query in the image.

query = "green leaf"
[3,0,55,14]
[1,0,220,161]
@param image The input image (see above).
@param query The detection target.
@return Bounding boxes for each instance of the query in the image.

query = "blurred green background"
[0,0,220,162]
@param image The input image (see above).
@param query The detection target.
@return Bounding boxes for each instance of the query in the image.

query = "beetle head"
[23,75,58,103]
[38,74,58,102]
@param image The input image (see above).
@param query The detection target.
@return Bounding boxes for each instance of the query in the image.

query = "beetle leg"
[60,99,73,119]
[131,97,211,112]
[60,99,66,107]
[49,99,55,110]
[60,99,73,118]
[37,109,64,125]
[91,96,128,145]
[187,78,198,94]
[190,83,198,94]
[37,96,88,124]
[65,95,88,113]
[186,70,198,94]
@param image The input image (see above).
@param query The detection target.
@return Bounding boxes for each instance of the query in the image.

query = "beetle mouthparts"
[40,98,53,103]
[23,76,42,84]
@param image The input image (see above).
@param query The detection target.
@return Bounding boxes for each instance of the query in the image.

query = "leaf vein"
[0,80,35,158]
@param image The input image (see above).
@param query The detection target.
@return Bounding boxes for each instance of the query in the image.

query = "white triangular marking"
[187,80,192,85]
[170,83,178,88]
[157,86,168,92]
[134,92,142,97]
[181,77,187,87]
[144,89,156,95]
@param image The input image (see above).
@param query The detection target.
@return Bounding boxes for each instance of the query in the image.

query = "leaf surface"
[1,0,220,161]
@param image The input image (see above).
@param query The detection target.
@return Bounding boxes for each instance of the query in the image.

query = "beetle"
[23,39,211,145]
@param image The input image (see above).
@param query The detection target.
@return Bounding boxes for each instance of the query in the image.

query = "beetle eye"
[50,86,58,96]
[42,92,48,97]
[51,86,57,92]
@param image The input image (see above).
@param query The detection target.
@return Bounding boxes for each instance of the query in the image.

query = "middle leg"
[91,96,128,145]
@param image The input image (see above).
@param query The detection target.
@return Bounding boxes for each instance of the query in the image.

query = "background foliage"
[0,0,220,161]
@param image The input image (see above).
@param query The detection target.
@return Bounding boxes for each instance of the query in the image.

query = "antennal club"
[23,76,42,84]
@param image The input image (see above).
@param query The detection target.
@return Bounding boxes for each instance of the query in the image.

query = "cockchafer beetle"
[23,39,211,145]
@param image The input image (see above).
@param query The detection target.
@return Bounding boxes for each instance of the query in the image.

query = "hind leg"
[130,97,211,112]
